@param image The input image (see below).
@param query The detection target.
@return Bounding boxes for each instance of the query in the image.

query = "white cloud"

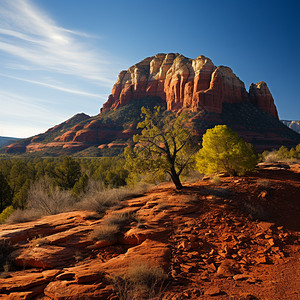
[0,0,115,86]
[0,73,107,99]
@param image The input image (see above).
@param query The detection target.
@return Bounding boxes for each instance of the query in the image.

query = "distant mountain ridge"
[0,136,20,147]
[281,120,300,133]
[3,53,300,156]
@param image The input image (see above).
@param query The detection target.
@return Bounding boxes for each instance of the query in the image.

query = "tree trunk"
[170,167,183,190]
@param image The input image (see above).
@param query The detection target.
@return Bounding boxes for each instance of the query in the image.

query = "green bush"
[195,125,258,176]
[0,205,14,224]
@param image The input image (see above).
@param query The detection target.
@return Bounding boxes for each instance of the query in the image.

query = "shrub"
[27,178,75,215]
[112,262,167,300]
[103,210,138,227]
[195,125,258,176]
[77,182,150,214]
[263,143,300,162]
[89,224,120,242]
[0,206,14,224]
[210,175,222,185]
[5,209,43,224]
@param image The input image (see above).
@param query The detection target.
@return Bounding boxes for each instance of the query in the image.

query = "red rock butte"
[102,53,278,119]
[4,53,300,155]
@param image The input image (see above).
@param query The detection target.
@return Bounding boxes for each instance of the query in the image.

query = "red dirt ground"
[0,163,299,299]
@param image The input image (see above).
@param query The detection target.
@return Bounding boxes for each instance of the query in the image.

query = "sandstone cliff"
[102,53,278,119]
[4,53,299,156]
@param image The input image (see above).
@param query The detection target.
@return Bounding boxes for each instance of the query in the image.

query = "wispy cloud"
[0,0,115,86]
[0,73,107,99]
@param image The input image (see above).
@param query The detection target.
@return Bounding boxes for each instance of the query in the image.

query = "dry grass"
[6,209,43,224]
[89,224,120,242]
[263,151,300,164]
[27,179,75,215]
[112,262,168,300]
[210,175,222,185]
[77,182,150,214]
[182,170,204,183]
[6,180,149,224]
[6,179,76,224]
[103,210,138,227]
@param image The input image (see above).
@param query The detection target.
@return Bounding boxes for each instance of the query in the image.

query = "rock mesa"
[102,53,278,118]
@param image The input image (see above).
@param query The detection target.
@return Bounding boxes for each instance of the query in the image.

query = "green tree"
[195,125,258,176]
[124,106,195,189]
[277,146,290,158]
[72,174,89,197]
[0,172,12,212]
[52,156,81,189]
[92,157,128,187]
[12,179,31,209]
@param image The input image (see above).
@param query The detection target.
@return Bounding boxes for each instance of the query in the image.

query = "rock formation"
[281,120,300,133]
[0,164,300,299]
[3,53,299,156]
[102,53,278,119]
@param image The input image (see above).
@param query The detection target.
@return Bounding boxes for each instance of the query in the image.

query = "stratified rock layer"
[102,53,278,118]
[4,53,299,156]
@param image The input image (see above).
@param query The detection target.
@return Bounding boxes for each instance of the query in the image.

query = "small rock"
[178,240,191,250]
[207,263,217,273]
[255,256,267,264]
[56,272,75,280]
[239,293,258,300]
[239,257,249,265]
[271,246,280,252]
[216,259,240,277]
[233,274,249,281]
[246,277,258,284]
[255,232,264,238]
[204,286,221,296]
[264,234,272,239]
[180,264,194,272]
[268,238,275,246]
[187,251,199,259]
[257,222,274,232]
[258,191,268,198]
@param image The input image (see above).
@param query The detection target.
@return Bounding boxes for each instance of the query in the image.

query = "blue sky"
[0,0,299,138]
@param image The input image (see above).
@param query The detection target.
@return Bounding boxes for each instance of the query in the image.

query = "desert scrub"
[103,210,139,227]
[77,182,150,214]
[27,179,75,215]
[5,208,43,224]
[89,210,143,243]
[112,262,168,300]
[210,175,222,185]
[89,224,120,242]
